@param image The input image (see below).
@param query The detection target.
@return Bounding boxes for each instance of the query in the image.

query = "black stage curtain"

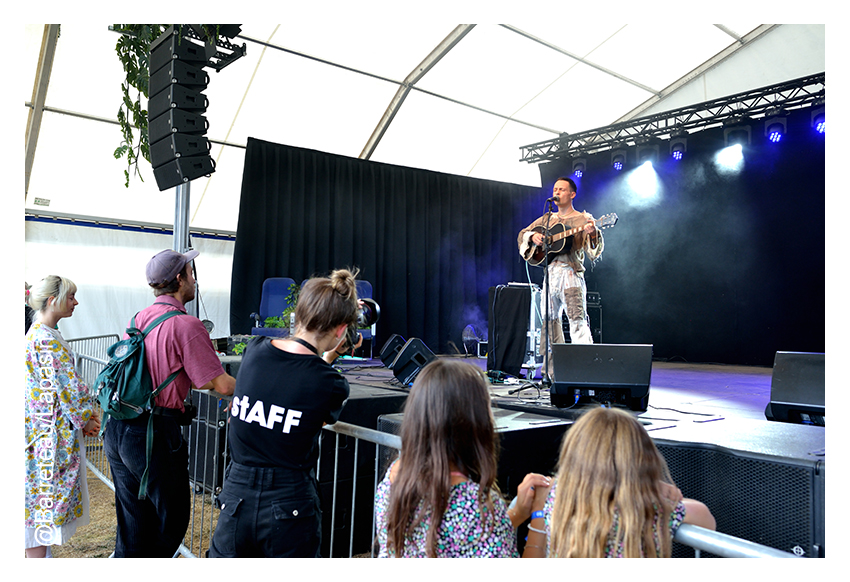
[230,137,541,355]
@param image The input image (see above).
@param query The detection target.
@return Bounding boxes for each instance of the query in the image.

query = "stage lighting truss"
[571,157,587,178]
[763,107,787,143]
[520,73,824,164]
[669,130,688,161]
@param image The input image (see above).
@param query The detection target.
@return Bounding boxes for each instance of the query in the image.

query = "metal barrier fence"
[70,335,798,559]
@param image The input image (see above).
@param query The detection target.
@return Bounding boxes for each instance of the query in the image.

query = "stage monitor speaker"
[390,338,436,386]
[379,334,406,369]
[765,351,825,426]
[550,343,652,412]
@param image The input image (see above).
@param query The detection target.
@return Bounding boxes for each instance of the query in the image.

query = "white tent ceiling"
[23,23,825,234]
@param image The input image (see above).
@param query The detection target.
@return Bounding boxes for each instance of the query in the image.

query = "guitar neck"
[550,222,588,243]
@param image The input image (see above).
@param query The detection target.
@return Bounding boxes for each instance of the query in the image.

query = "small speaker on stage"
[550,343,653,412]
[379,334,406,369]
[390,338,436,386]
[765,351,825,426]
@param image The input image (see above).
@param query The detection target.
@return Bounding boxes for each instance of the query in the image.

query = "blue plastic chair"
[250,277,297,337]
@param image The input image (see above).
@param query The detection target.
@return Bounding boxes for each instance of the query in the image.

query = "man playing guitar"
[517,177,604,378]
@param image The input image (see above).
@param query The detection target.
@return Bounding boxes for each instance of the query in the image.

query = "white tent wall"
[25,220,234,342]
[628,24,826,120]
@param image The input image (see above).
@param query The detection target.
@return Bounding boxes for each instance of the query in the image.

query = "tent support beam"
[25,24,60,197]
[359,24,476,160]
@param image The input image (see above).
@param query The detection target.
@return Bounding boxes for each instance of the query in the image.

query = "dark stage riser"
[650,419,825,558]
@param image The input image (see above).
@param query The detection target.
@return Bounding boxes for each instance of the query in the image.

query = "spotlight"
[716,144,744,173]
[811,106,825,134]
[636,139,660,166]
[611,146,627,171]
[669,129,688,161]
[763,108,787,143]
[723,116,752,147]
[571,157,586,178]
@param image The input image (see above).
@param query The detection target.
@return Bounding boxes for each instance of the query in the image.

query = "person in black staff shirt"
[209,268,362,558]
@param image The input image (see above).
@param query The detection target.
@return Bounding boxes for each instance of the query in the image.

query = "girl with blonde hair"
[524,406,715,558]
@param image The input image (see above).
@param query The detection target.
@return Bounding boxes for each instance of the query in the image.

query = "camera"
[345,297,380,353]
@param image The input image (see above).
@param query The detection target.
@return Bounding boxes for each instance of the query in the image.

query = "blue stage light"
[611,147,626,172]
[766,123,784,143]
[669,130,687,162]
[572,158,586,179]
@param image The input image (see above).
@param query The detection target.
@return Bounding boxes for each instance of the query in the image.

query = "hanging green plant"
[112,24,168,188]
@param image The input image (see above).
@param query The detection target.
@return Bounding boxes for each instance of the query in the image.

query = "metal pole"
[174,182,199,317]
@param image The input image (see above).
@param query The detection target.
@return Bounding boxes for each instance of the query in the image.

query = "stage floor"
[338,356,775,422]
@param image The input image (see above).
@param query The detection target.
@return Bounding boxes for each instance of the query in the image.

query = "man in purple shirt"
[104,249,235,557]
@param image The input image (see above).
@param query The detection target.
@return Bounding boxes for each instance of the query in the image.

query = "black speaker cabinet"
[765,351,825,426]
[184,418,228,495]
[654,419,825,558]
[390,338,436,386]
[550,343,653,411]
[487,284,539,377]
[379,334,406,368]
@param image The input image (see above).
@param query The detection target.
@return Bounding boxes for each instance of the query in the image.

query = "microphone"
[546,196,558,202]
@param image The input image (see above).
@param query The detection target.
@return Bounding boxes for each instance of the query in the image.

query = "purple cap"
[146,249,199,286]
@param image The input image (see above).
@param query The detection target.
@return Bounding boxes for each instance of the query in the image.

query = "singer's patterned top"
[517,211,603,274]
[374,461,518,558]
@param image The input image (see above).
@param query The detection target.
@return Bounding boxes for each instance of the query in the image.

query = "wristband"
[530,510,544,520]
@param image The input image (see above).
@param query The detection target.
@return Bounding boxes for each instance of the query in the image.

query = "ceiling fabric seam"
[500,24,660,97]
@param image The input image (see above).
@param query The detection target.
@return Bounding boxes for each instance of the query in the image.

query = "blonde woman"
[24,276,100,558]
[523,406,715,558]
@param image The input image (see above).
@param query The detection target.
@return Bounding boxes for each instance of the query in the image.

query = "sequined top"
[374,462,518,558]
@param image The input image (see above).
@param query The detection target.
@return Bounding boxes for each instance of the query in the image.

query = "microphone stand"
[540,199,556,389]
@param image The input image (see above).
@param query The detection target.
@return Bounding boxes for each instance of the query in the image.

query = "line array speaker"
[148,26,216,191]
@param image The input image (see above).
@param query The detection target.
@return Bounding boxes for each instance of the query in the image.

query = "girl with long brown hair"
[374,359,549,558]
[524,406,715,558]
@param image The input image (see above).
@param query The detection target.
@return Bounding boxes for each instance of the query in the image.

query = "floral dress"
[374,462,518,558]
[542,477,686,557]
[24,322,94,546]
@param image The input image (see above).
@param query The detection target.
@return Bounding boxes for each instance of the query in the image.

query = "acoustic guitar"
[520,213,618,266]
